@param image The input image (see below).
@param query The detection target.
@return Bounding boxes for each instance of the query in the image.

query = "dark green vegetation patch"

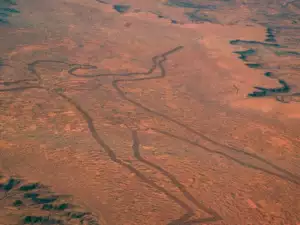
[0,0,19,24]
[233,49,256,61]
[230,39,281,47]
[265,27,277,43]
[23,216,62,225]
[166,0,216,9]
[0,178,20,191]
[13,200,23,207]
[42,203,70,211]
[1,174,101,225]
[19,183,39,191]
[248,80,290,97]
[246,63,262,69]
[113,4,131,13]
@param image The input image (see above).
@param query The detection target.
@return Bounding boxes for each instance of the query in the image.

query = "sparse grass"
[246,63,262,69]
[185,11,212,22]
[274,51,300,56]
[67,211,88,219]
[112,108,119,113]
[55,87,65,93]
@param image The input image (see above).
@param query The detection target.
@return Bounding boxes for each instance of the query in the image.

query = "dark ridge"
[19,183,39,191]
[42,203,70,211]
[230,39,282,47]
[233,49,256,61]
[13,199,23,207]
[0,178,20,191]
[246,63,262,69]
[23,216,62,224]
[113,4,130,13]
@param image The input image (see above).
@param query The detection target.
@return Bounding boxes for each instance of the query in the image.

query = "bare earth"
[0,0,300,224]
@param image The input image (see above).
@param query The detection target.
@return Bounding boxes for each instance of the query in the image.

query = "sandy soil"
[0,0,300,224]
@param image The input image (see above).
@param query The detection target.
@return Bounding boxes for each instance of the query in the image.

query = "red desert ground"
[0,0,300,224]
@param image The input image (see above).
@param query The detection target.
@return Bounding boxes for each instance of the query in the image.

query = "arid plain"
[0,0,300,224]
